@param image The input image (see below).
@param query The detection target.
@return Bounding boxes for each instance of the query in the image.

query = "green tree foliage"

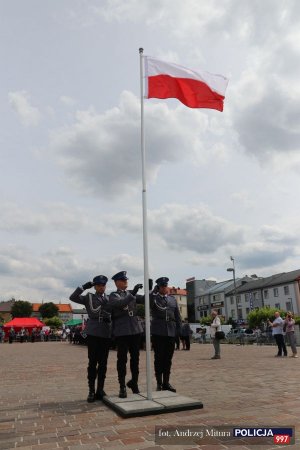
[44,316,62,329]
[247,307,285,328]
[39,302,59,319]
[11,300,33,318]
[136,304,145,318]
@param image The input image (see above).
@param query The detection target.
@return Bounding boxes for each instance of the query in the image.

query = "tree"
[136,304,145,318]
[44,316,62,329]
[247,307,285,329]
[39,302,59,319]
[11,300,33,318]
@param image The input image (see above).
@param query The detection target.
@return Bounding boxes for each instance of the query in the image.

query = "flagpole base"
[102,390,203,418]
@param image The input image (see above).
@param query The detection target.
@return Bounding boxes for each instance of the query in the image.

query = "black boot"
[126,379,140,394]
[119,385,127,398]
[87,388,95,403]
[95,377,106,400]
[162,373,176,392]
[156,374,163,391]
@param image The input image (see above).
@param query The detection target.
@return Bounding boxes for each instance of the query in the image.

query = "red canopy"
[4,317,45,331]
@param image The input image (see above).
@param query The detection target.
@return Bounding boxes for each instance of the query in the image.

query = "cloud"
[48,90,215,199]
[60,95,77,106]
[8,90,41,127]
[0,244,144,301]
[148,203,244,254]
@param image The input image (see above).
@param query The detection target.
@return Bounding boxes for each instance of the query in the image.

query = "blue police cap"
[112,271,128,281]
[155,277,169,287]
[93,275,108,285]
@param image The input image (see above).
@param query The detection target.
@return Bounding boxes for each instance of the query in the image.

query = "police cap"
[93,275,108,285]
[112,271,128,281]
[155,277,169,287]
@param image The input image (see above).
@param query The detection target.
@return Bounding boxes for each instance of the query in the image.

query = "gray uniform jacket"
[109,290,144,337]
[150,292,182,337]
[70,287,112,338]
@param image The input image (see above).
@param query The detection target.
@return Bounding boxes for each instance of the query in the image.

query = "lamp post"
[227,256,237,320]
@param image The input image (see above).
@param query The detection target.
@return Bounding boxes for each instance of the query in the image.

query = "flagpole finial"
[139,48,144,54]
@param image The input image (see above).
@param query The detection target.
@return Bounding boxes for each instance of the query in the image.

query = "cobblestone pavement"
[0,341,299,450]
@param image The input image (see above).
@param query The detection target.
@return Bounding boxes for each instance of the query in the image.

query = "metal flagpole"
[139,47,152,400]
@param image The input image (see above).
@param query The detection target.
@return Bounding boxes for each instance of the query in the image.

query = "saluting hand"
[82,281,94,290]
[132,284,143,295]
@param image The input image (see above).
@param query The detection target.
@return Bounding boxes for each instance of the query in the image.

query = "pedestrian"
[268,311,288,357]
[150,277,182,392]
[210,309,221,359]
[109,271,144,398]
[181,318,192,350]
[20,327,25,343]
[284,312,298,358]
[8,326,15,344]
[70,275,113,402]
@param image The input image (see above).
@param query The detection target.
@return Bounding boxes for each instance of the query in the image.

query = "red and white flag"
[144,56,229,111]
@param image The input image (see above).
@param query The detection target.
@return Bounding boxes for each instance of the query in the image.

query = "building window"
[264,290,269,299]
[273,288,279,297]
[284,286,289,295]
[231,309,236,319]
[246,308,250,315]
[286,301,292,311]
[245,293,249,302]
[230,296,234,305]
[275,303,281,310]
[236,295,241,304]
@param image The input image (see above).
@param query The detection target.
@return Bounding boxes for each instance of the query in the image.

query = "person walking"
[109,271,144,398]
[181,318,192,351]
[210,309,221,359]
[150,277,182,392]
[268,311,288,357]
[284,312,298,358]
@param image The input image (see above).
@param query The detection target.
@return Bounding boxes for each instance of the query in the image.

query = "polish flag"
[144,56,229,111]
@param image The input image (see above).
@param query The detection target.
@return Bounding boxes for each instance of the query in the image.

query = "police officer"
[150,277,181,392]
[70,275,137,402]
[70,275,112,402]
[109,271,143,398]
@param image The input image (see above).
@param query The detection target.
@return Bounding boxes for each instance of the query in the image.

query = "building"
[32,303,73,322]
[226,269,300,320]
[0,300,15,323]
[186,278,217,322]
[168,287,187,319]
[72,308,88,321]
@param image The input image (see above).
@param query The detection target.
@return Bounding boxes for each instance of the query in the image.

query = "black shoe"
[94,390,107,400]
[162,383,176,393]
[156,384,163,391]
[119,386,127,398]
[87,390,95,403]
[126,380,140,394]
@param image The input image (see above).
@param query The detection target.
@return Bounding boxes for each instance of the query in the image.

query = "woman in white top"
[210,309,221,359]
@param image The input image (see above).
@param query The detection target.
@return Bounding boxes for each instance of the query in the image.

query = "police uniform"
[150,277,182,392]
[109,271,144,398]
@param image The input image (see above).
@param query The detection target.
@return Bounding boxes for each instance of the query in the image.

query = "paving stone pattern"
[0,342,299,449]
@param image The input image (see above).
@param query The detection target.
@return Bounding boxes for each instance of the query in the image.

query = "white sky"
[1,0,300,303]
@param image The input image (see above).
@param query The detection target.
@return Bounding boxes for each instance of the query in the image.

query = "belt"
[99,318,111,323]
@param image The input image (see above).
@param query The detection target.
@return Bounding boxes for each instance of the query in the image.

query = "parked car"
[226,328,257,344]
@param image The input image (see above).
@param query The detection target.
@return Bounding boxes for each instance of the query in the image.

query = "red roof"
[31,303,72,313]
[3,317,45,329]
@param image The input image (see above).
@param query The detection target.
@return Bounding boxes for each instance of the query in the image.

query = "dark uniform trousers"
[115,334,141,387]
[152,334,175,383]
[87,335,111,391]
